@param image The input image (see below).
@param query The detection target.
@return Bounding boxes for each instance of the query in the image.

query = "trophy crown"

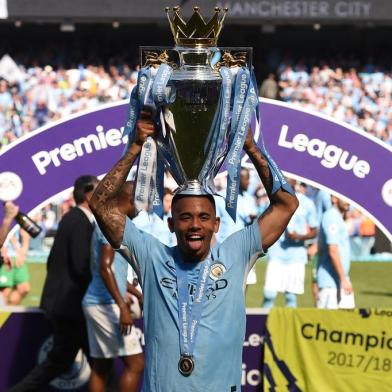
[165,5,228,47]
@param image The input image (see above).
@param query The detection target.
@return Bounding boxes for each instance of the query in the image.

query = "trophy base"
[175,180,213,196]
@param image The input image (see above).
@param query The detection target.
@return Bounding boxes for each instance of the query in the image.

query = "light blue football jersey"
[122,217,263,392]
[83,225,128,305]
[268,192,318,264]
[317,206,351,288]
[314,189,332,224]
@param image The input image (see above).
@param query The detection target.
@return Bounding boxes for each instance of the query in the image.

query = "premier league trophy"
[124,6,259,220]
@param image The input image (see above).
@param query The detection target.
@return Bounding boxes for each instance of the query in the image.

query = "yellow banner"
[264,308,392,392]
[0,312,11,328]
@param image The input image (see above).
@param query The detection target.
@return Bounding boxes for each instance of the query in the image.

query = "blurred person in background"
[126,266,143,321]
[259,73,278,100]
[309,188,333,305]
[0,201,19,249]
[214,167,259,288]
[215,168,258,243]
[9,175,98,392]
[0,201,20,306]
[263,180,318,308]
[82,182,144,392]
[346,208,376,260]
[133,187,176,247]
[0,228,30,305]
[42,203,57,232]
[317,195,354,309]
[358,215,376,257]
[255,186,270,216]
[26,212,46,253]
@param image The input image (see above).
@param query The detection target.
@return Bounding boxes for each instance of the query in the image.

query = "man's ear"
[168,217,174,233]
[214,217,220,234]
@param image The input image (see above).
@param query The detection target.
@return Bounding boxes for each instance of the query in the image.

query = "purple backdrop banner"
[0,99,391,240]
[0,310,266,391]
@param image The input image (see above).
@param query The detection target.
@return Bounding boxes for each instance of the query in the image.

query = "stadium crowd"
[275,59,392,145]
[1,54,392,145]
[0,58,139,147]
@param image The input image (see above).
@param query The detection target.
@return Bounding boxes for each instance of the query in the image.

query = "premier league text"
[31,125,127,175]
[278,124,371,178]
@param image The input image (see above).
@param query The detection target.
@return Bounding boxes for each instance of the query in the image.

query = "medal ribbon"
[175,253,212,358]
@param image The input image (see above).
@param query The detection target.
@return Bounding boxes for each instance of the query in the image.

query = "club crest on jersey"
[210,262,226,281]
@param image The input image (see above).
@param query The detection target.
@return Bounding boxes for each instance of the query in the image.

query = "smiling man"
[89,111,298,391]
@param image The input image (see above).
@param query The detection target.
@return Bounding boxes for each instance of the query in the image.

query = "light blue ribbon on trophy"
[150,63,175,216]
[132,67,158,213]
[199,66,233,191]
[229,68,249,144]
[225,68,258,220]
[174,251,212,374]
[122,66,152,153]
[122,70,144,150]
[134,136,157,212]
[123,64,179,215]
[151,63,173,106]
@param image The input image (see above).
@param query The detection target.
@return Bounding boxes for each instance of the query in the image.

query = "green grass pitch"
[21,260,392,309]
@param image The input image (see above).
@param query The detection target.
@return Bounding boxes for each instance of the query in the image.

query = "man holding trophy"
[90,6,298,391]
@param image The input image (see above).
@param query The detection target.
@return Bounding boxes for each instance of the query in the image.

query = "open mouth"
[186,234,204,251]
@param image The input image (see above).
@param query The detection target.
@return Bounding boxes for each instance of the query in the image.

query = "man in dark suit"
[9,175,98,392]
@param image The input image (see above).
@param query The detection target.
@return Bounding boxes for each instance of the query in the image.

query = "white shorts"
[317,288,355,310]
[129,294,143,319]
[83,304,143,358]
[264,260,305,294]
[246,265,257,285]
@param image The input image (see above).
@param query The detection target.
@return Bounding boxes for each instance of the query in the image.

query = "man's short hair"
[73,175,98,205]
[171,193,216,214]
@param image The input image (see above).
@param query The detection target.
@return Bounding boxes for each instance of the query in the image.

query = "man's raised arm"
[89,111,156,248]
[243,129,299,251]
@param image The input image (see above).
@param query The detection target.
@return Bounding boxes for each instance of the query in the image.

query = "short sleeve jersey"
[268,192,318,264]
[317,206,351,288]
[83,226,128,305]
[122,217,263,392]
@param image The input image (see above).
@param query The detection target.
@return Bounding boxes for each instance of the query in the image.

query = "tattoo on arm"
[246,145,273,196]
[90,145,140,247]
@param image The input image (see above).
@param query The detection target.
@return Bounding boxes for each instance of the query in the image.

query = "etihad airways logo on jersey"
[160,260,228,301]
[278,124,370,179]
[160,276,228,301]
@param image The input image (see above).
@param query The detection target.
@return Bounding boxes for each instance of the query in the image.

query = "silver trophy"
[138,6,252,198]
